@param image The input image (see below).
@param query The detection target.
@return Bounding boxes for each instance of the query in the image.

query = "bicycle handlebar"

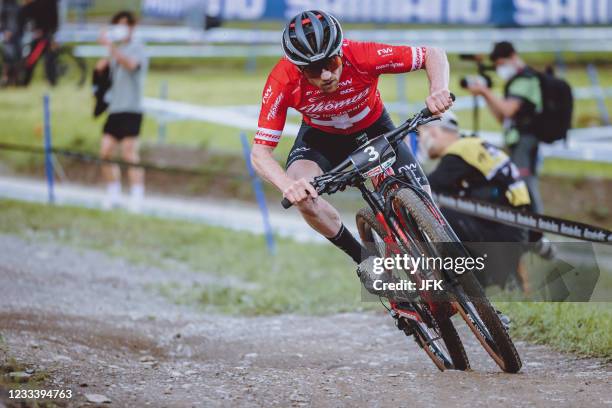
[281,94,455,209]
[281,196,293,209]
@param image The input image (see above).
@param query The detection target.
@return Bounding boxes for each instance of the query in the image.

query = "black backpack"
[532,69,574,143]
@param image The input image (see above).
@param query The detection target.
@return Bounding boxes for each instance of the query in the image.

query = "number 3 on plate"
[364,146,379,162]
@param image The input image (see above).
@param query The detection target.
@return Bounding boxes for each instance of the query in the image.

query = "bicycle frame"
[353,129,469,322]
[351,155,429,318]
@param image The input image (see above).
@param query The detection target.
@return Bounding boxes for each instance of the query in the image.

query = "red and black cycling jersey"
[255,39,427,148]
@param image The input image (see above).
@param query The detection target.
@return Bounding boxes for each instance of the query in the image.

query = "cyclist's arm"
[423,47,452,114]
[251,144,318,202]
[351,41,451,114]
[251,72,294,192]
[251,144,294,191]
[251,70,319,201]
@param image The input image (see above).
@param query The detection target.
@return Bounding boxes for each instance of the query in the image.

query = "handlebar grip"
[281,197,293,209]
[420,93,456,118]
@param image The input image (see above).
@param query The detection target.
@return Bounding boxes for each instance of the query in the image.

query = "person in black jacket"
[1,0,21,85]
[17,0,59,85]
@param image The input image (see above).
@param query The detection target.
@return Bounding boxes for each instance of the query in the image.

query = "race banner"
[433,193,612,244]
[142,0,612,26]
[142,0,203,19]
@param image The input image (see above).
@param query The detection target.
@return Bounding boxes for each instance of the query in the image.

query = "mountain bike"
[281,96,522,373]
[0,33,86,88]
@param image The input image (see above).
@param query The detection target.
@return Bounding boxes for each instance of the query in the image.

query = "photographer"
[419,112,531,291]
[464,41,543,214]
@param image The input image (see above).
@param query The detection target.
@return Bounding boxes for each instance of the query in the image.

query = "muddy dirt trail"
[0,234,609,408]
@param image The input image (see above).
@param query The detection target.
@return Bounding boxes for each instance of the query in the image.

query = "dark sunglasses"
[299,55,342,79]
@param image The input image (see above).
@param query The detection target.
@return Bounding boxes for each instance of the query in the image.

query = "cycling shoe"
[356,256,411,301]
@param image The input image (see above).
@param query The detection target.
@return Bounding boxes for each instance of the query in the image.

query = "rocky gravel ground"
[0,233,610,407]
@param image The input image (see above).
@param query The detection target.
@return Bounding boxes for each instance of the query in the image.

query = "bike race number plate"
[349,136,397,179]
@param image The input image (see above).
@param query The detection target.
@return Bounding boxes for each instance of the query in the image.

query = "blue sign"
[144,0,612,26]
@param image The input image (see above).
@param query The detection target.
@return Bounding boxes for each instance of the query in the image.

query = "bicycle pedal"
[396,317,416,337]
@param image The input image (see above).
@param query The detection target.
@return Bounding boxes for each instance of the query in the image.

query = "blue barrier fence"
[240,132,277,255]
[43,94,55,205]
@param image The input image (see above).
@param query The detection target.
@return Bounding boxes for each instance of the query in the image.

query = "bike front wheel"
[392,188,522,373]
[356,207,469,371]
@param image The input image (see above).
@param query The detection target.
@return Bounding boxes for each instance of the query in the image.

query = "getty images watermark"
[370,253,487,292]
[364,241,606,303]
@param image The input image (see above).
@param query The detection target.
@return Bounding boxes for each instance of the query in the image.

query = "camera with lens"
[460,75,492,89]
[457,54,496,137]
[458,54,493,89]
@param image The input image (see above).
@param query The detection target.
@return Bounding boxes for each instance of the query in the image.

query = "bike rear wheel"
[55,46,87,87]
[356,208,469,371]
[393,189,522,373]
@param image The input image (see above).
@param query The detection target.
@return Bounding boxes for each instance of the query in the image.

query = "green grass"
[500,302,612,360]
[0,198,610,359]
[0,199,365,315]
[541,158,612,179]
[0,54,609,174]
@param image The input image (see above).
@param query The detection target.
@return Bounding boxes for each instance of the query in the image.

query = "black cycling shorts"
[103,113,143,140]
[286,109,396,172]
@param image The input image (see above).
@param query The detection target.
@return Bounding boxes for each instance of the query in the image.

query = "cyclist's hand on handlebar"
[282,178,318,205]
[426,89,454,116]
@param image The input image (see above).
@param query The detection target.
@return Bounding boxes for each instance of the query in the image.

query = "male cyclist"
[251,10,452,268]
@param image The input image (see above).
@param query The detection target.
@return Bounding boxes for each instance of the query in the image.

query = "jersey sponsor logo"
[377,47,394,56]
[308,94,327,102]
[338,78,353,87]
[310,106,371,129]
[307,78,354,101]
[299,87,370,114]
[339,87,355,95]
[412,47,425,70]
[375,62,406,71]
[267,93,284,121]
[255,127,282,146]
[262,85,273,104]
[289,146,310,156]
